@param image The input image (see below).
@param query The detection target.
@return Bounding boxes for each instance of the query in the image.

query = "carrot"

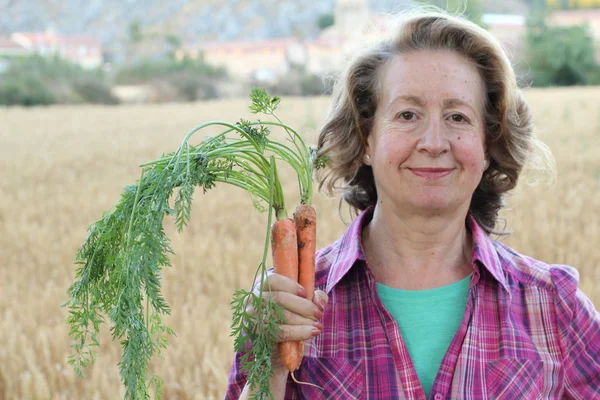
[270,215,323,391]
[270,217,302,372]
[295,204,317,302]
[294,204,317,364]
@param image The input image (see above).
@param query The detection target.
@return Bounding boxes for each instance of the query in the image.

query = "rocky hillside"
[0,0,527,61]
[0,0,407,42]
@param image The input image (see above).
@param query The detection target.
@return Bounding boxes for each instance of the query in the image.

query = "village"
[1,0,600,103]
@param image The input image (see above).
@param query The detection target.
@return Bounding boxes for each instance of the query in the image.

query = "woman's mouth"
[408,168,455,179]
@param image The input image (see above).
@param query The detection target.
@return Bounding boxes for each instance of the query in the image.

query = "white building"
[0,29,103,69]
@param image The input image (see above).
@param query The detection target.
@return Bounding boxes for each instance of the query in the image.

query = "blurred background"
[2,0,600,105]
[1,0,599,399]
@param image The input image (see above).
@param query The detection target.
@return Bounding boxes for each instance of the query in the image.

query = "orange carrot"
[294,204,317,302]
[294,204,317,363]
[271,212,322,391]
[270,217,302,372]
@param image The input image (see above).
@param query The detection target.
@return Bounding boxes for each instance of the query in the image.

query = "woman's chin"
[400,194,459,214]
[412,201,454,214]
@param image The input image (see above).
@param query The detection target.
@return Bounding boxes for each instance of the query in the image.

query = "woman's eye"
[398,111,416,121]
[450,114,467,123]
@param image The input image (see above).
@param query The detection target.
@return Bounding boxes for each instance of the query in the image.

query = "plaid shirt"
[225,207,600,399]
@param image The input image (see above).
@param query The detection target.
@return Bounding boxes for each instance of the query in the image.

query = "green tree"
[525,16,600,86]
[164,34,182,58]
[0,55,116,106]
[165,34,181,49]
[526,0,548,12]
[317,13,334,30]
[128,19,143,43]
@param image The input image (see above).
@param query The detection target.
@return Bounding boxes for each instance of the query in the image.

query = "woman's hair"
[316,9,547,235]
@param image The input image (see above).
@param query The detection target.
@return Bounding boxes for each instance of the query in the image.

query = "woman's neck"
[361,203,473,290]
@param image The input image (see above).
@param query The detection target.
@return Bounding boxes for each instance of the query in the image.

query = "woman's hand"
[245,272,329,374]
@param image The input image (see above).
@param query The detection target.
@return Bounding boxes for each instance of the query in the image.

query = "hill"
[0,0,528,62]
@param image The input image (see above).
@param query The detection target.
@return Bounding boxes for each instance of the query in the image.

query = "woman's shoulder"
[490,239,580,295]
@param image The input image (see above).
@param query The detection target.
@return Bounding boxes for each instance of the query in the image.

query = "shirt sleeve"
[552,265,600,399]
[223,350,248,399]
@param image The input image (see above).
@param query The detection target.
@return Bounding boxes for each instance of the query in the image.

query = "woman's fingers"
[312,289,329,311]
[246,290,321,321]
[275,322,323,343]
[244,276,329,335]
[259,273,305,297]
[279,308,318,326]
[269,290,322,320]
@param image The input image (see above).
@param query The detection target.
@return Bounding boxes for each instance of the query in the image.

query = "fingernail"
[313,321,324,330]
[318,298,327,311]
[311,327,322,337]
[314,308,323,320]
[297,286,306,298]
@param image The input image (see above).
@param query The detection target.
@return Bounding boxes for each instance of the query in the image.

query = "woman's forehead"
[379,51,485,109]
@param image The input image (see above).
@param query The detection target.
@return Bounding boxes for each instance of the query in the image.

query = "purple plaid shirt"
[225,207,600,399]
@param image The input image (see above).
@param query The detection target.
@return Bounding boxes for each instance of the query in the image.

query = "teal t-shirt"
[376,274,471,399]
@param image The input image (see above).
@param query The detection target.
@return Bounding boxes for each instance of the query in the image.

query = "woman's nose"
[416,119,450,157]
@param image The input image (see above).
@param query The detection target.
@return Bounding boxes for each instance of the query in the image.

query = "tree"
[128,19,143,44]
[526,0,548,13]
[525,16,600,86]
[165,34,182,58]
[317,13,334,30]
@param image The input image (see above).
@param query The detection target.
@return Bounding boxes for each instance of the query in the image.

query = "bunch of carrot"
[64,88,325,400]
[271,204,317,376]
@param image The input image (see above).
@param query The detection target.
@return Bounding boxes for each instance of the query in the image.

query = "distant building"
[0,36,29,73]
[193,7,538,83]
[189,2,600,84]
[192,38,307,81]
[189,0,375,81]
[0,35,29,57]
[0,29,103,69]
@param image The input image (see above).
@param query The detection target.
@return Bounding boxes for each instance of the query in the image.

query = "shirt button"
[434,394,443,400]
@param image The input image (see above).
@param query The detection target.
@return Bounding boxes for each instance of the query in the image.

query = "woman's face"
[364,50,487,215]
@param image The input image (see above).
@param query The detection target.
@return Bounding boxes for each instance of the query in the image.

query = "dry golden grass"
[0,87,598,399]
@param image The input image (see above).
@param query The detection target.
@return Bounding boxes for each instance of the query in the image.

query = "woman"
[226,10,600,400]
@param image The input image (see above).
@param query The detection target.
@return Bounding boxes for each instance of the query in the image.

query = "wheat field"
[0,88,599,399]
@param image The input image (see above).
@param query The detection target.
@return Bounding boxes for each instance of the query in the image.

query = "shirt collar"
[467,214,510,292]
[325,206,510,294]
[324,207,371,294]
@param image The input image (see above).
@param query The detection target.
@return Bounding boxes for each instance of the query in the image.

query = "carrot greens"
[64,89,326,399]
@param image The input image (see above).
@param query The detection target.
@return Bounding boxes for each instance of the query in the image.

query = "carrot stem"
[252,156,278,311]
